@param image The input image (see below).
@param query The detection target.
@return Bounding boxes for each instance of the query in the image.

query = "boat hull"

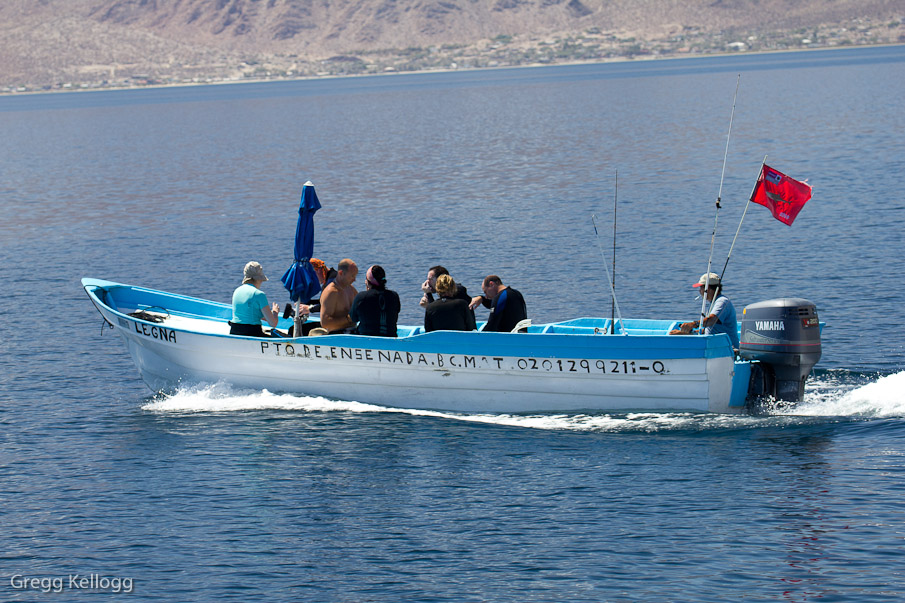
[84,279,747,414]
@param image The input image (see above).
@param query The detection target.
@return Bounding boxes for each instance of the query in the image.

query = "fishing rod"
[699,74,740,330]
[719,155,767,281]
[593,213,626,335]
[611,170,617,334]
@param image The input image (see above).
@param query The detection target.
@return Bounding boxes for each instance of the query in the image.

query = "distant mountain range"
[1,0,902,92]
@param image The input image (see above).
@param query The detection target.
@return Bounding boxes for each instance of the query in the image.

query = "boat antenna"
[719,155,767,282]
[699,74,740,330]
[611,170,617,334]
[593,213,626,334]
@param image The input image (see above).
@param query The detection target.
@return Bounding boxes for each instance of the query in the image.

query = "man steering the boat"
[319,258,359,334]
[671,272,739,350]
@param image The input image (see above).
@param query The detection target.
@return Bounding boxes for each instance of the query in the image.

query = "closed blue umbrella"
[281,181,322,303]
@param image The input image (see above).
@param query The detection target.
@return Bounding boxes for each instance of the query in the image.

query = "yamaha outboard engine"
[739,298,821,402]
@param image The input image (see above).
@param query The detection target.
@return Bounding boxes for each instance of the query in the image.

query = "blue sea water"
[2,46,905,601]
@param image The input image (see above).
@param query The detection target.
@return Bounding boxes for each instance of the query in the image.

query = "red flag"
[751,164,812,226]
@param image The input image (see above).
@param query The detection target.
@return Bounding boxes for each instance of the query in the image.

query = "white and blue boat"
[82,277,822,413]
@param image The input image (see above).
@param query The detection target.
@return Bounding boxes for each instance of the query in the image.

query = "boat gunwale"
[82,277,738,360]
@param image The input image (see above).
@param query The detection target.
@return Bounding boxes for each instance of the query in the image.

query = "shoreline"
[2,42,902,99]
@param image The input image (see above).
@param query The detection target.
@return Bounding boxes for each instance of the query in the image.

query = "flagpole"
[699,74,740,331]
[593,213,626,335]
[719,155,767,281]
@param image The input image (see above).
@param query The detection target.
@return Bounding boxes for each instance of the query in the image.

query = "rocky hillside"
[1,0,902,92]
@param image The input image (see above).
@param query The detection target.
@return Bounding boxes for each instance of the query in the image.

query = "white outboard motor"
[739,298,821,402]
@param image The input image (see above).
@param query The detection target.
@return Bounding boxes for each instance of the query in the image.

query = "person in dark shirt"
[469,275,528,332]
[420,266,472,304]
[420,265,475,328]
[424,275,477,332]
[350,265,400,337]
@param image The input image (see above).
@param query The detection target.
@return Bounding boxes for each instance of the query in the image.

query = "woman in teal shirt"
[230,261,281,337]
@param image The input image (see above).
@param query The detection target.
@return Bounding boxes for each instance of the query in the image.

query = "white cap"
[693,272,721,288]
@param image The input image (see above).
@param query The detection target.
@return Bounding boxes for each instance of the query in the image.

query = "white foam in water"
[788,370,905,418]
[142,372,905,431]
[142,382,385,414]
[143,382,512,422]
[142,386,710,431]
[139,383,764,432]
[446,411,771,432]
[142,383,669,430]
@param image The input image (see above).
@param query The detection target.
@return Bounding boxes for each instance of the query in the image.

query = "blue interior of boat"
[83,279,747,363]
[86,280,694,338]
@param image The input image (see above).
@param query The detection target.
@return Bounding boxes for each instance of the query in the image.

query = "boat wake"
[143,383,388,414]
[788,369,905,418]
[141,370,905,432]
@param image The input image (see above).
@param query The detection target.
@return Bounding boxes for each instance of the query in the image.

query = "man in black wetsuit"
[468,275,528,332]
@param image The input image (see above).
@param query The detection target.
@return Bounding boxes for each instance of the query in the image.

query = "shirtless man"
[319,258,359,333]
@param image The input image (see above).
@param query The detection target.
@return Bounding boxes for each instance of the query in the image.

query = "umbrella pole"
[294,304,303,338]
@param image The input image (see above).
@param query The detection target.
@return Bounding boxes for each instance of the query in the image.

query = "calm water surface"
[2,46,905,601]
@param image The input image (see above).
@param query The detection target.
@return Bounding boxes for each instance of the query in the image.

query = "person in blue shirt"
[672,272,739,350]
[230,261,281,337]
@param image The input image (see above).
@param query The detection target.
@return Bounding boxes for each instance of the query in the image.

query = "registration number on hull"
[260,342,670,375]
